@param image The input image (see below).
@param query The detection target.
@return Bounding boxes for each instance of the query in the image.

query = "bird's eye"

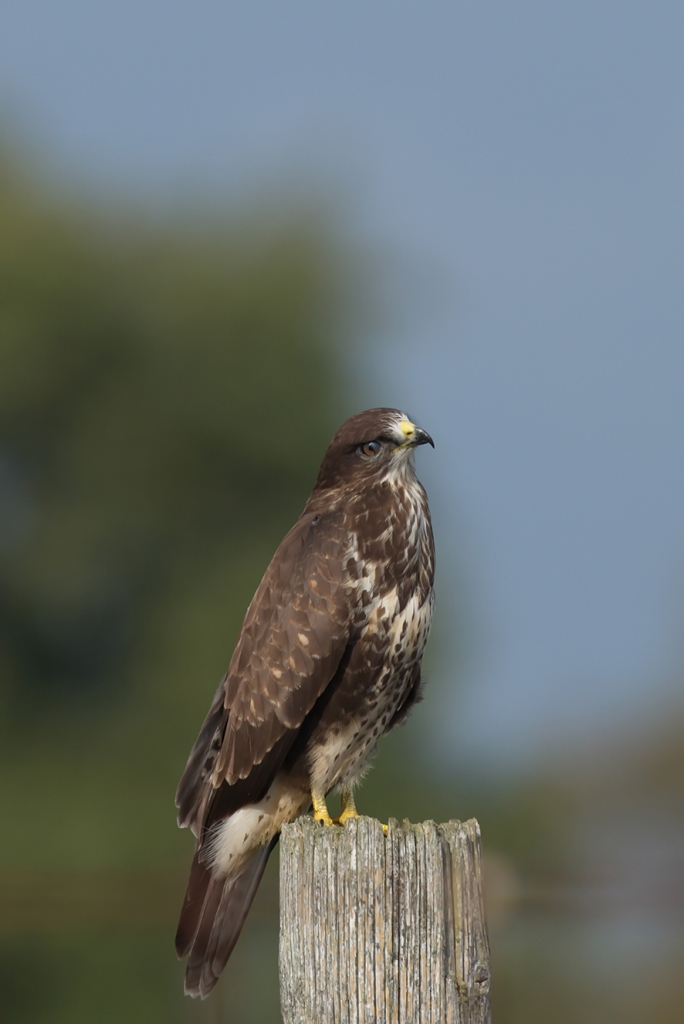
[360,440,382,457]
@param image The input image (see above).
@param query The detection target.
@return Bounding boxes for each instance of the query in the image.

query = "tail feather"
[205,839,276,986]
[178,839,277,1000]
[183,875,227,997]
[175,849,213,959]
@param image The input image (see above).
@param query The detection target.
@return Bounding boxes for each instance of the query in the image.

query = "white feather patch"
[208,775,307,876]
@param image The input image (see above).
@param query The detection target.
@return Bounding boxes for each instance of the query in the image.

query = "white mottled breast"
[385,585,434,667]
[308,468,435,796]
[308,587,433,796]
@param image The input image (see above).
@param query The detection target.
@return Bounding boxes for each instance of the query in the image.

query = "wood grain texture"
[279,816,491,1024]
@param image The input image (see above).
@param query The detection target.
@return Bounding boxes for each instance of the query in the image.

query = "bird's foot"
[311,790,334,826]
[334,807,360,825]
[333,790,359,826]
[312,789,389,834]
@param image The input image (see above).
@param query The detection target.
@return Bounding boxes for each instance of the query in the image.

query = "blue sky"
[3,2,684,764]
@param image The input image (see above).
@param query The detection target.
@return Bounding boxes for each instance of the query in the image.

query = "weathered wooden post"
[279,816,491,1024]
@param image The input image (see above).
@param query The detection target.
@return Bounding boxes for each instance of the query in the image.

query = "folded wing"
[175,508,353,837]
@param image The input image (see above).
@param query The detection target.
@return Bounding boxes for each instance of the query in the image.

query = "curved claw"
[334,808,360,825]
[313,808,334,826]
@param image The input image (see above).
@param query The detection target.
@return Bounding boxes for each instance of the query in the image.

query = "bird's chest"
[352,483,433,630]
[358,584,434,710]
[305,485,434,793]
[349,484,434,695]
[308,585,434,793]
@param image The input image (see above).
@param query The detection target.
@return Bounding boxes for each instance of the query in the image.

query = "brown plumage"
[175,407,435,997]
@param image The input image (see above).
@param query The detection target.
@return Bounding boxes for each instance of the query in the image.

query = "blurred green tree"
[0,146,351,1021]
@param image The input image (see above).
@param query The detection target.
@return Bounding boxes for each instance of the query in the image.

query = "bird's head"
[312,408,434,493]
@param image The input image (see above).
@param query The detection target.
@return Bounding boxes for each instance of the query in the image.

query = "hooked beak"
[396,419,435,450]
[411,426,435,449]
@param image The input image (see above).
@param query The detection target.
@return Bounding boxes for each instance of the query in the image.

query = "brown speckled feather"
[175,510,353,832]
[219,511,351,780]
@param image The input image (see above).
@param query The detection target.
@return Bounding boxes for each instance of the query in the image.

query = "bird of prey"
[175,407,435,998]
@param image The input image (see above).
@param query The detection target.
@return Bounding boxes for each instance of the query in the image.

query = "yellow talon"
[313,788,388,833]
[334,791,360,826]
[312,790,334,826]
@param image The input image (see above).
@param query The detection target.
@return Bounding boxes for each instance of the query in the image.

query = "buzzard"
[175,407,435,997]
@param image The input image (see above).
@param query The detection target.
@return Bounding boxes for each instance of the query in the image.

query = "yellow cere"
[393,419,417,452]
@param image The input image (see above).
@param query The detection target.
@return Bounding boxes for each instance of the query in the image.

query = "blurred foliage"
[0,145,349,1020]
[0,142,682,1024]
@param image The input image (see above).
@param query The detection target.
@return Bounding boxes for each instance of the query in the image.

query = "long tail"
[176,838,277,999]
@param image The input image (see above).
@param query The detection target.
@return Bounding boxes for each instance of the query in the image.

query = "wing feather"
[175,510,353,831]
